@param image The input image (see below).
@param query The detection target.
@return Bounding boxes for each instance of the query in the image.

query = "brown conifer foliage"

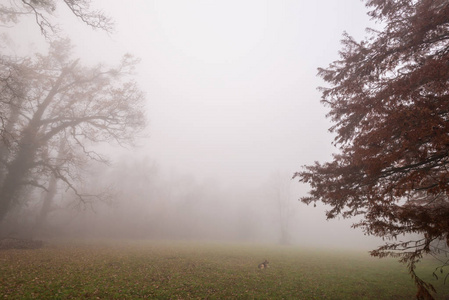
[295,1,449,298]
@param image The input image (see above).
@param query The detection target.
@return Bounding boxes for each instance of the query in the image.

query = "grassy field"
[0,240,448,299]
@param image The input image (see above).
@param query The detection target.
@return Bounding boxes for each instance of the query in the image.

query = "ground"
[0,240,448,299]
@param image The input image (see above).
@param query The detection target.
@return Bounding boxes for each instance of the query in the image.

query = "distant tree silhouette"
[295,1,449,299]
[270,171,293,245]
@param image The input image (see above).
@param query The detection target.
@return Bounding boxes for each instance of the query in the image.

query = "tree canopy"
[295,0,449,298]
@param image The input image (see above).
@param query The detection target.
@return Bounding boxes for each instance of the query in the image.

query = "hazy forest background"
[0,0,382,249]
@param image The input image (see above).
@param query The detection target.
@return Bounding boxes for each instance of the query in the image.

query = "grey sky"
[27,0,373,188]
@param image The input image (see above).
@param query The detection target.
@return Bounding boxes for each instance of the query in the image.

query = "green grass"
[0,240,448,299]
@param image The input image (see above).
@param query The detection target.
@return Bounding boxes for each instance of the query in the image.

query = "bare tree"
[0,39,146,223]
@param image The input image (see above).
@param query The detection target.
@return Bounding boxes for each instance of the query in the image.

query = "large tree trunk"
[0,139,37,222]
[0,67,68,223]
[34,139,65,233]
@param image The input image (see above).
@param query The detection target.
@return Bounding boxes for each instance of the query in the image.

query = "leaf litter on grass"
[1,240,448,299]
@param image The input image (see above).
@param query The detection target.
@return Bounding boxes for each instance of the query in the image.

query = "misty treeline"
[4,153,301,243]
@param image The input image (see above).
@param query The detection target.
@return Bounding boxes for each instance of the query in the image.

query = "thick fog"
[2,1,384,248]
